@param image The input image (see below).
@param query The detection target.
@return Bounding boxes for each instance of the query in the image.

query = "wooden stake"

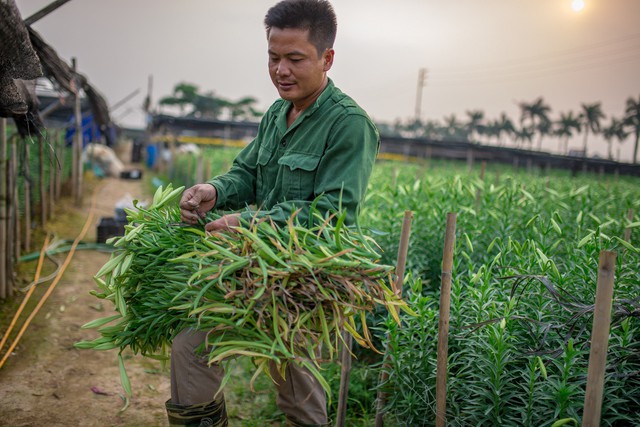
[205,159,212,184]
[72,57,83,207]
[335,331,352,427]
[49,146,55,219]
[475,162,486,211]
[582,250,616,427]
[374,210,413,427]
[55,132,63,200]
[623,209,633,243]
[0,118,7,299]
[6,136,15,295]
[436,212,457,427]
[39,136,46,227]
[23,138,31,253]
[12,137,20,265]
[196,153,204,185]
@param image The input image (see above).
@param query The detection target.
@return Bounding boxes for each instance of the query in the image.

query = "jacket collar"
[275,78,335,135]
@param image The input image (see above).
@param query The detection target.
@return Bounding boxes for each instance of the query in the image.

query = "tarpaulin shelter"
[0,0,114,144]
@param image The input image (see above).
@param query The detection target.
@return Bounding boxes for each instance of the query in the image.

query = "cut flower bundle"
[76,184,411,397]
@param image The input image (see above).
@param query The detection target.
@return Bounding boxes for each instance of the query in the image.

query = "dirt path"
[0,176,170,427]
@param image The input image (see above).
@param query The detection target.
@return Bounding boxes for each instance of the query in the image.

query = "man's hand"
[205,213,241,233]
[180,184,217,224]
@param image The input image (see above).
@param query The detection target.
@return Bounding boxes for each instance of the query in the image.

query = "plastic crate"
[120,169,143,180]
[97,217,128,244]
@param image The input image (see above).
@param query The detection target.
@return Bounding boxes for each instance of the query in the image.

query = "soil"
[0,175,174,427]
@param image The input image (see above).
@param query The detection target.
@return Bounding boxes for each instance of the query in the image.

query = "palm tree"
[579,102,605,157]
[398,118,424,138]
[495,113,515,146]
[518,97,551,150]
[602,117,628,160]
[514,126,534,149]
[624,95,640,164]
[442,114,467,140]
[536,117,553,151]
[555,111,581,155]
[485,120,500,145]
[465,110,485,143]
[422,119,440,139]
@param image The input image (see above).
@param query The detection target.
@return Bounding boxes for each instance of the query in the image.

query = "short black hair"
[264,0,337,55]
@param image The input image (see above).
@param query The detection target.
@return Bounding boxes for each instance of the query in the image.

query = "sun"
[571,0,585,12]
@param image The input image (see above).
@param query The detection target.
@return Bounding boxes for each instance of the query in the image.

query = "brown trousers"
[170,329,328,425]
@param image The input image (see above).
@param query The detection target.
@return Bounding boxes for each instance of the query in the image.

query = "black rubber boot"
[165,398,228,427]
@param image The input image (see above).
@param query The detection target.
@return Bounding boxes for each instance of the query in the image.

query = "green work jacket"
[208,79,379,226]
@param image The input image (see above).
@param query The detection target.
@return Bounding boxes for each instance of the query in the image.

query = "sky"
[15,0,640,162]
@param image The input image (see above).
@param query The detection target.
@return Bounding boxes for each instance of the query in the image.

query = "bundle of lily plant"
[76,184,411,397]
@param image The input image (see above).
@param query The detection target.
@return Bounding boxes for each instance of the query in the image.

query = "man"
[167,1,379,425]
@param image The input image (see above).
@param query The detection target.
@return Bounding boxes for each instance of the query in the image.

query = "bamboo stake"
[23,138,32,252]
[49,152,55,219]
[55,132,63,200]
[196,153,204,185]
[435,212,457,427]
[475,162,486,211]
[6,136,15,295]
[623,209,633,243]
[0,118,7,299]
[12,136,20,265]
[334,331,352,427]
[374,210,413,427]
[48,134,55,219]
[582,250,616,427]
[205,159,212,184]
[71,100,78,200]
[39,135,46,227]
[72,57,83,206]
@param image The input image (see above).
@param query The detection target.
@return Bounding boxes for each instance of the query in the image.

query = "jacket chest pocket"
[256,145,274,201]
[278,153,321,200]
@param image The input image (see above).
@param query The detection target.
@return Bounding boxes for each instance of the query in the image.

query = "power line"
[434,43,640,78]
[429,51,640,86]
[434,31,640,75]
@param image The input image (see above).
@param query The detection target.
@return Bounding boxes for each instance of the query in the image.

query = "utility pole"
[415,68,427,122]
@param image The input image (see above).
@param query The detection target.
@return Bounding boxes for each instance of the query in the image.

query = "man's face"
[267,27,334,108]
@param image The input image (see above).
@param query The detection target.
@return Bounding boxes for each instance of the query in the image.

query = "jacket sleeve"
[206,119,268,210]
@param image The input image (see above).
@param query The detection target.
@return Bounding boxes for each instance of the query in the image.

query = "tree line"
[379,95,640,164]
[158,82,640,165]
